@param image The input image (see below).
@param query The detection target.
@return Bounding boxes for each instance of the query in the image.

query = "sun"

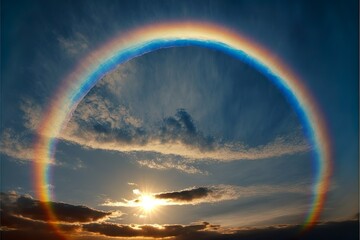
[139,194,158,212]
[131,188,163,216]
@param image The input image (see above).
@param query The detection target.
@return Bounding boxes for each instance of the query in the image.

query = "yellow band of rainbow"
[34,22,332,239]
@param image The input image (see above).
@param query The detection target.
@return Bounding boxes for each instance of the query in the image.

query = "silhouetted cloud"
[78,220,360,240]
[82,220,359,240]
[1,211,80,233]
[1,191,358,240]
[172,220,359,240]
[83,222,209,238]
[154,187,211,202]
[102,184,310,207]
[1,192,119,223]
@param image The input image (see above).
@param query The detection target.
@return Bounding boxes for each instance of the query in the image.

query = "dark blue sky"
[1,1,358,239]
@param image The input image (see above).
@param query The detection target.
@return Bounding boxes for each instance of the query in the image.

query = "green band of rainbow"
[34,22,332,239]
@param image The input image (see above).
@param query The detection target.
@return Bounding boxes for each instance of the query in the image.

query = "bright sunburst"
[132,189,162,215]
[139,194,158,212]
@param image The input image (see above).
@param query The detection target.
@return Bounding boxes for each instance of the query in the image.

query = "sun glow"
[139,194,158,212]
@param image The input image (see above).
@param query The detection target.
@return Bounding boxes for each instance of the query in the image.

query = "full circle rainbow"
[34,22,332,238]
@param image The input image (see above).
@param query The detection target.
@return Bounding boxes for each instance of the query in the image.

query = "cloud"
[158,109,216,150]
[102,184,310,207]
[1,191,357,240]
[0,129,34,162]
[1,211,80,232]
[59,93,310,162]
[57,32,89,57]
[73,220,360,240]
[83,222,209,238]
[97,62,135,96]
[171,221,360,240]
[3,219,358,240]
[137,154,208,175]
[0,99,41,162]
[155,187,211,202]
[20,98,43,131]
[0,128,85,168]
[10,76,310,165]
[1,192,120,223]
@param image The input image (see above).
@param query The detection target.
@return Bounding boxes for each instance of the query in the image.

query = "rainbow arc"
[34,22,332,239]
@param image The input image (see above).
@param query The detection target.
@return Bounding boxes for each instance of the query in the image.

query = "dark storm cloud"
[154,187,211,202]
[1,192,115,223]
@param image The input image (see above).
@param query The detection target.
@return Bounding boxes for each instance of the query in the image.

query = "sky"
[0,0,359,240]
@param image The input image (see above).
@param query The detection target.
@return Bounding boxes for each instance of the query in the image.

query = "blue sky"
[1,0,358,239]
